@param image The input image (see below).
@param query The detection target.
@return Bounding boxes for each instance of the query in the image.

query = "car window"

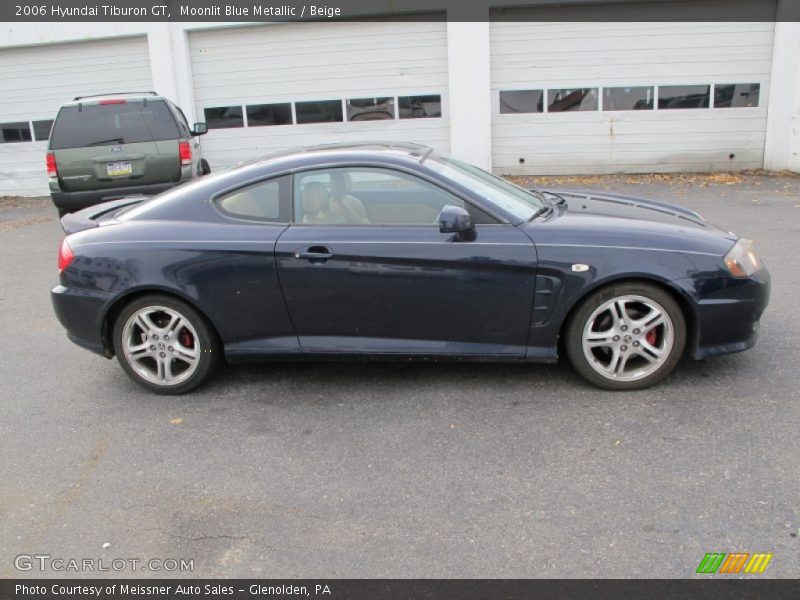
[172,104,192,137]
[49,100,180,149]
[293,167,490,226]
[217,177,289,222]
[426,155,544,222]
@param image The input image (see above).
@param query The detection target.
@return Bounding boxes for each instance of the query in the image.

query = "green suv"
[47,92,209,216]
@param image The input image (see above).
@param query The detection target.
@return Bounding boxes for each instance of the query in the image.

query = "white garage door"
[490,1,776,174]
[189,19,449,171]
[0,36,152,197]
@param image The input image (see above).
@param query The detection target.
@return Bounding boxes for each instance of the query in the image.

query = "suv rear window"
[49,99,180,149]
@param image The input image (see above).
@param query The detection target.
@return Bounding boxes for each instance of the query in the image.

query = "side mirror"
[438,205,475,241]
[191,122,208,136]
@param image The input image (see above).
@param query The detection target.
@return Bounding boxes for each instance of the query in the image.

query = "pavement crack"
[145,527,254,544]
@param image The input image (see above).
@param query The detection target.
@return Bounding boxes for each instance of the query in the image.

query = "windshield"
[426,155,544,221]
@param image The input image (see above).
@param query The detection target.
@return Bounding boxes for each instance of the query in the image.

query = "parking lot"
[0,172,798,578]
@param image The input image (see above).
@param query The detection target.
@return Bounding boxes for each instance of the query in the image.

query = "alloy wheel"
[581,294,674,382]
[121,305,200,387]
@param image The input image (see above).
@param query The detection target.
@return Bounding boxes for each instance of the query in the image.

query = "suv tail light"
[179,141,192,166]
[58,238,74,273]
[46,151,58,178]
[99,98,126,105]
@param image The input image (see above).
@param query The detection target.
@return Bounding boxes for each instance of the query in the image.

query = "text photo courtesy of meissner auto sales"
[1,1,799,599]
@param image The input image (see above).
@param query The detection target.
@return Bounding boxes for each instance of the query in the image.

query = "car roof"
[238,141,434,171]
[62,91,164,106]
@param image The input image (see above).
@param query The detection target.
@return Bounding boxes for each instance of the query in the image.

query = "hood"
[526,189,738,256]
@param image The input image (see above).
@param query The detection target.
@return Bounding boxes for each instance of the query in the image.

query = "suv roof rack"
[73,91,158,101]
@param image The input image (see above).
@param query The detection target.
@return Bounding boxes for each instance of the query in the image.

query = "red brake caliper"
[179,329,194,348]
[645,328,657,346]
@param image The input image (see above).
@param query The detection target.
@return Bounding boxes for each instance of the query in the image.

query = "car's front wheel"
[113,295,219,394]
[565,282,686,390]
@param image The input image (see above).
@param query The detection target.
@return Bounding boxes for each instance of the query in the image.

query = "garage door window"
[0,122,32,143]
[548,89,598,112]
[603,87,654,111]
[347,97,395,121]
[658,85,710,109]
[398,95,442,119]
[296,100,343,124]
[499,90,544,114]
[714,84,760,108]
[246,103,292,126]
[32,119,54,141]
[204,106,244,129]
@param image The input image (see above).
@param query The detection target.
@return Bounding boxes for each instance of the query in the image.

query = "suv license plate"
[107,161,132,176]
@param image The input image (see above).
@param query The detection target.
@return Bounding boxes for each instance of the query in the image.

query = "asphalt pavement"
[0,173,798,578]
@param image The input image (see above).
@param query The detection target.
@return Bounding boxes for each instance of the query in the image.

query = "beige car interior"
[220,184,279,219]
[301,181,345,224]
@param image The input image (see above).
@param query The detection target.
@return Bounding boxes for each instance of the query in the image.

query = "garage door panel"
[192,34,446,63]
[200,124,449,170]
[492,31,773,53]
[495,132,769,151]
[493,60,774,85]
[493,151,765,172]
[191,22,444,50]
[493,50,774,71]
[194,67,447,103]
[200,120,448,149]
[0,144,50,196]
[490,2,775,174]
[190,20,449,171]
[0,36,152,196]
[496,22,775,39]
[493,115,768,137]
[194,53,448,77]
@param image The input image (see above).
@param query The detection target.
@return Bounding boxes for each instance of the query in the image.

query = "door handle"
[294,245,334,261]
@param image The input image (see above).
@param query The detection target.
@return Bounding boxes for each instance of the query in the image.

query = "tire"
[565,282,686,391]
[57,208,69,218]
[199,159,211,176]
[112,294,219,394]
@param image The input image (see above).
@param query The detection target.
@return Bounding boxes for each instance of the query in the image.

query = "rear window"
[49,99,180,149]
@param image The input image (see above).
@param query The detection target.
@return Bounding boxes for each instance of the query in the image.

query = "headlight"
[724,239,762,277]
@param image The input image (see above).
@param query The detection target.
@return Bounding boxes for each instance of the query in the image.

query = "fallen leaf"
[170,418,183,425]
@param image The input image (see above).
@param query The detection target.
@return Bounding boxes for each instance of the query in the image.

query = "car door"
[274,166,538,356]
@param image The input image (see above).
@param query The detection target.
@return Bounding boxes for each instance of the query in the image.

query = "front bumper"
[673,267,771,360]
[51,284,113,357]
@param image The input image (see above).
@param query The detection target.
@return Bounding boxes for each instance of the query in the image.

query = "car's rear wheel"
[113,295,219,394]
[565,282,686,390]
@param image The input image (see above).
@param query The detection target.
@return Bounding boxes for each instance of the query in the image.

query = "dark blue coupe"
[51,143,770,393]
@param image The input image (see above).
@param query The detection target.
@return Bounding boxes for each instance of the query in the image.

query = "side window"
[293,167,479,226]
[217,176,289,222]
[172,105,192,137]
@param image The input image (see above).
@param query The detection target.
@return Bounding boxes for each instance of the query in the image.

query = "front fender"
[525,244,700,358]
